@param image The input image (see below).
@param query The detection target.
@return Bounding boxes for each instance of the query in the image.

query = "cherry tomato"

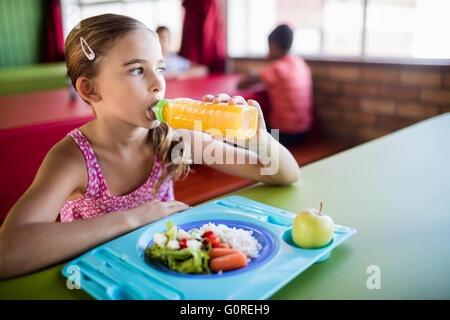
[201,231,215,238]
[179,238,188,249]
[204,234,221,248]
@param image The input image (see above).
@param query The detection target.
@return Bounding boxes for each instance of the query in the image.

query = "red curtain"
[179,0,226,73]
[43,0,65,62]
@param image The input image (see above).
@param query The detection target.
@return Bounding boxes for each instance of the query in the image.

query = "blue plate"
[144,219,278,278]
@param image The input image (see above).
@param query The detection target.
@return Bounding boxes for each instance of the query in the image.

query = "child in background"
[156,26,209,79]
[0,14,300,279]
[237,24,314,147]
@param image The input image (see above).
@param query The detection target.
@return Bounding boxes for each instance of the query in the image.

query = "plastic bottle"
[152,98,259,139]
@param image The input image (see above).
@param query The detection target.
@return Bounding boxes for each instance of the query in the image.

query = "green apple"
[292,203,334,249]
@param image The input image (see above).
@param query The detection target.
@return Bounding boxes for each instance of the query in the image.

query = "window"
[227,0,450,59]
[61,0,183,52]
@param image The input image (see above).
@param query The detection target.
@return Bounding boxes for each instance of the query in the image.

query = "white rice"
[199,223,262,258]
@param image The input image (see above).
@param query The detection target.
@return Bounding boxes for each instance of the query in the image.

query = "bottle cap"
[152,99,170,122]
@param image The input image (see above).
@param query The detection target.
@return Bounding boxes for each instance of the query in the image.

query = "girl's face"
[267,41,285,60]
[94,30,165,129]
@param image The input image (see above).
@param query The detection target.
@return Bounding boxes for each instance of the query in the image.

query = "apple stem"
[319,202,323,215]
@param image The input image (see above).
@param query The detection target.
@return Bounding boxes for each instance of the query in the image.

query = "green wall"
[0,0,45,68]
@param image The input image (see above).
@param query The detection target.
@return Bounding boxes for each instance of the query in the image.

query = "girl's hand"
[128,199,190,228]
[202,93,268,150]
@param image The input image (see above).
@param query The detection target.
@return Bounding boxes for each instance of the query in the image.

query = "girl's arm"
[0,138,188,280]
[177,94,300,186]
[201,132,299,185]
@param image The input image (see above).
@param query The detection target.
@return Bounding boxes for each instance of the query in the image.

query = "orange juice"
[152,98,259,139]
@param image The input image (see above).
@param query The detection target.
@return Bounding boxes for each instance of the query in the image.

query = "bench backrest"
[0,118,92,224]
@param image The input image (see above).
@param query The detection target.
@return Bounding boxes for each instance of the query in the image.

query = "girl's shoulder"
[40,134,88,195]
[51,134,86,166]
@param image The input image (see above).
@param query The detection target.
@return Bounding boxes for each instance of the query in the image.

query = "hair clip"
[80,36,95,61]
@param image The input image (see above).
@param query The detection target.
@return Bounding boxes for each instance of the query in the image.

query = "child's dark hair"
[155,25,169,34]
[268,24,294,53]
[64,14,191,194]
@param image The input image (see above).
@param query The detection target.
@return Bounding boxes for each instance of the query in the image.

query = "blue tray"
[62,195,357,300]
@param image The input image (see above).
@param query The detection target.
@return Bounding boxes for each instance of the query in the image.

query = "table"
[1,113,448,300]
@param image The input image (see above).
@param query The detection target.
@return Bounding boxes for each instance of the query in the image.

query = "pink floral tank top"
[59,128,174,223]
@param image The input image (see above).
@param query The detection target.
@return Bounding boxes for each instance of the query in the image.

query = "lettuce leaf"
[145,245,211,274]
[165,221,177,241]
[144,221,211,274]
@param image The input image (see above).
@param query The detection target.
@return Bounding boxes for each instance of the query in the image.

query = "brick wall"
[231,58,450,145]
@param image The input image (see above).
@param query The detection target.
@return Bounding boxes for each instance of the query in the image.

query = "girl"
[0,14,300,280]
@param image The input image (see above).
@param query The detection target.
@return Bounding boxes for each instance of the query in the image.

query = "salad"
[144,221,249,274]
